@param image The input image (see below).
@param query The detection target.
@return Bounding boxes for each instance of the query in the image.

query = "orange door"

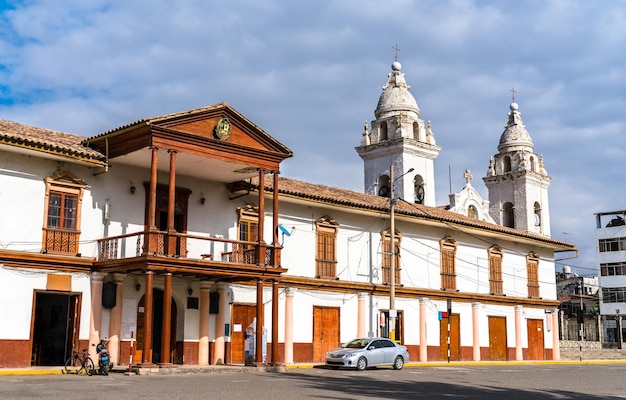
[231,304,256,364]
[488,316,507,361]
[313,306,340,363]
[439,314,460,361]
[527,319,545,360]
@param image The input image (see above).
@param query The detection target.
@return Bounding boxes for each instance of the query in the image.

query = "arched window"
[503,202,515,228]
[412,121,420,141]
[488,246,503,295]
[316,216,339,278]
[381,229,401,285]
[378,175,391,198]
[529,156,536,172]
[380,121,388,141]
[468,205,478,219]
[534,202,541,227]
[413,175,425,204]
[503,156,512,173]
[440,237,457,290]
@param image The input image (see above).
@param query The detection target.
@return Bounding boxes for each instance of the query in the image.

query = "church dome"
[375,62,420,119]
[498,102,534,152]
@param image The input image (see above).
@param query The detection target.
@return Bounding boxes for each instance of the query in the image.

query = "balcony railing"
[96,230,278,266]
[43,228,80,254]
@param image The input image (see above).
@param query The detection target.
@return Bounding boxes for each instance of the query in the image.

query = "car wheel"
[393,356,404,370]
[356,357,367,371]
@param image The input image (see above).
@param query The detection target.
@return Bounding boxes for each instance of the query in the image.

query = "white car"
[325,338,409,371]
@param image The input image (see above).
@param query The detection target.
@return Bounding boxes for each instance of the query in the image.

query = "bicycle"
[64,348,95,375]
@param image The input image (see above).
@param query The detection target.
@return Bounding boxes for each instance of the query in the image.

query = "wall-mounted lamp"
[103,199,111,223]
[200,193,206,205]
[135,280,141,292]
[188,287,193,296]
[130,181,136,194]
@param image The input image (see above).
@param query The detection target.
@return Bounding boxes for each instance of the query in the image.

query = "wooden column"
[271,280,279,365]
[140,271,155,366]
[257,170,266,266]
[284,288,294,365]
[255,279,265,364]
[145,147,159,254]
[160,272,173,366]
[167,150,177,256]
[272,172,280,267]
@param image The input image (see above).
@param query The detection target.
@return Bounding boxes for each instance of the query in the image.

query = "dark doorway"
[31,292,80,366]
[136,288,177,364]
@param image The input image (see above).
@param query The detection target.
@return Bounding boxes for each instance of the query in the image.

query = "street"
[0,364,624,399]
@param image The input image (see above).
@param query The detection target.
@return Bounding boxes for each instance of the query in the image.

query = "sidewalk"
[3,359,626,376]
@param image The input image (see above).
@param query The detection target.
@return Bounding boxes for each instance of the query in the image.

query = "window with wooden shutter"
[527,252,540,298]
[234,205,259,263]
[42,172,86,254]
[440,237,457,290]
[316,216,338,278]
[488,246,504,295]
[381,229,401,285]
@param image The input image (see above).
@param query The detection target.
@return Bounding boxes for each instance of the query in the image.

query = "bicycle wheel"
[84,357,95,376]
[64,357,79,374]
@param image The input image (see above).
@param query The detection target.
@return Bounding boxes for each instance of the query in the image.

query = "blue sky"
[1,0,625,275]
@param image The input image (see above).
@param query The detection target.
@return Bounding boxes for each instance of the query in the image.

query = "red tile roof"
[0,119,106,164]
[253,176,576,250]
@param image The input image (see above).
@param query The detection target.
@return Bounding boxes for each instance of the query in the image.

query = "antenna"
[448,164,452,194]
[278,224,291,237]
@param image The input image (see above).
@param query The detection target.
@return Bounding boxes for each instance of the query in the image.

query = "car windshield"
[343,339,371,349]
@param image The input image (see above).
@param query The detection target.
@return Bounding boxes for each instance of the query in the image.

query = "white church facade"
[0,61,574,369]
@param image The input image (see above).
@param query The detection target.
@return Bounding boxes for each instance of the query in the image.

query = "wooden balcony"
[42,228,80,254]
[96,230,278,267]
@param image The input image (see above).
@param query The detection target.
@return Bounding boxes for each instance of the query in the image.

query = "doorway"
[136,288,177,364]
[313,306,340,363]
[231,304,256,365]
[527,319,545,360]
[439,313,461,361]
[488,316,508,361]
[31,291,80,366]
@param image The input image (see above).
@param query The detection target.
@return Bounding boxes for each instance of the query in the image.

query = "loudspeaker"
[102,281,117,309]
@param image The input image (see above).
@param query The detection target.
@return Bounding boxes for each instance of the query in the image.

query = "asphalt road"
[0,364,624,399]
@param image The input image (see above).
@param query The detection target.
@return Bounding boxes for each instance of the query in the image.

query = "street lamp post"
[389,165,414,341]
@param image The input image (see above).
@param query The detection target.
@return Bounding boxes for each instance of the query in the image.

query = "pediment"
[84,103,294,177]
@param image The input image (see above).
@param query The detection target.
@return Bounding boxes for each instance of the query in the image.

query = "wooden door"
[231,304,256,364]
[527,319,545,360]
[439,313,460,361]
[313,306,340,363]
[488,316,507,361]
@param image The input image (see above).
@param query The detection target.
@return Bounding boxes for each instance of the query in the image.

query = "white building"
[0,61,574,369]
[595,210,626,343]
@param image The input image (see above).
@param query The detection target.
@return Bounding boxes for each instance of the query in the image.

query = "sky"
[1,0,625,276]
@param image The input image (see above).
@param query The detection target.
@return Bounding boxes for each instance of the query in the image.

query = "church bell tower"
[483,101,552,236]
[355,61,441,206]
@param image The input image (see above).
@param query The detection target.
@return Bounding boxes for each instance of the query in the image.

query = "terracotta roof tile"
[253,176,575,249]
[0,119,106,164]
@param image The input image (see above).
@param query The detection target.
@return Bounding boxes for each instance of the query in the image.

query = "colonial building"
[0,61,574,369]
